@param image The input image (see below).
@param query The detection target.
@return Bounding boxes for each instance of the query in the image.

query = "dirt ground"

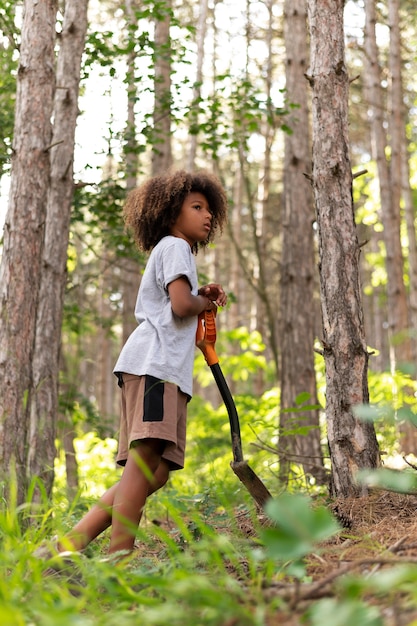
[261,491,417,625]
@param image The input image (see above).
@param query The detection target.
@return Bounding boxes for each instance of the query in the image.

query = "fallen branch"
[264,555,417,606]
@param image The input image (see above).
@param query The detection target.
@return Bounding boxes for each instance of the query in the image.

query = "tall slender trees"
[121,0,143,346]
[279,0,324,485]
[0,0,89,501]
[364,0,416,451]
[364,0,410,371]
[307,0,379,496]
[0,0,57,502]
[186,0,209,171]
[28,0,89,498]
[152,0,172,173]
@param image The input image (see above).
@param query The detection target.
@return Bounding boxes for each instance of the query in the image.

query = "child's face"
[170,192,212,247]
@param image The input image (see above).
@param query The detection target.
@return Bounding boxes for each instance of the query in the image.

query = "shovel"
[196,309,272,509]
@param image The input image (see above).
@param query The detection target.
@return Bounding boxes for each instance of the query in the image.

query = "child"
[54,170,228,558]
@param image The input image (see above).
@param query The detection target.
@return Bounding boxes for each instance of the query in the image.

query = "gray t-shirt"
[113,236,199,398]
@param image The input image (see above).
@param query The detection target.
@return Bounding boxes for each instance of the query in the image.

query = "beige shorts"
[116,373,188,470]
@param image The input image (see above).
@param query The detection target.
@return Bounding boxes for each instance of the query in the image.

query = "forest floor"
[264,491,417,625]
[142,490,417,625]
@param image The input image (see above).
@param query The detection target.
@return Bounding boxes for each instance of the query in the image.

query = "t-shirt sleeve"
[160,240,196,293]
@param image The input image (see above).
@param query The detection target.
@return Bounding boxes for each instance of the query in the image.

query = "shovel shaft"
[196,310,244,462]
[210,363,244,463]
[196,310,272,508]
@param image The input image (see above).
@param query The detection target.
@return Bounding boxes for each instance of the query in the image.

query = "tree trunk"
[0,0,57,504]
[255,0,277,389]
[225,0,280,374]
[186,0,209,171]
[307,0,379,497]
[228,169,246,336]
[364,0,415,451]
[279,0,325,486]
[386,0,411,368]
[402,139,417,365]
[363,0,410,365]
[27,0,89,499]
[117,0,144,418]
[152,0,172,174]
[387,0,416,452]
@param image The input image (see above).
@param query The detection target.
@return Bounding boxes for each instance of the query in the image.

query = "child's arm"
[168,278,226,318]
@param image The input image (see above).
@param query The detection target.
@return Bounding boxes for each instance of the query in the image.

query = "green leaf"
[295,391,311,405]
[261,493,340,562]
[353,404,390,422]
[367,564,417,593]
[397,405,417,426]
[261,526,313,561]
[357,468,417,493]
[307,598,383,626]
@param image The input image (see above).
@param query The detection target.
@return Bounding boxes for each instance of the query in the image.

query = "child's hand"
[198,284,227,307]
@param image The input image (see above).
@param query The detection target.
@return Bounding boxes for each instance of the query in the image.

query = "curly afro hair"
[123,170,228,253]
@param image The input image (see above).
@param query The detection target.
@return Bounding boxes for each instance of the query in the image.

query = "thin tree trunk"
[366,233,388,371]
[96,269,117,435]
[254,0,276,392]
[62,421,79,502]
[279,0,325,486]
[228,169,246,336]
[386,0,411,367]
[387,0,416,451]
[223,0,280,373]
[58,351,80,500]
[402,138,417,364]
[364,0,410,368]
[122,0,142,347]
[307,0,379,497]
[187,0,209,171]
[27,0,89,498]
[152,0,172,174]
[364,0,415,451]
[0,0,57,504]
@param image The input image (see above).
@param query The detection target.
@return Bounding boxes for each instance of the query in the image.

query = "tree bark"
[279,0,325,485]
[186,0,209,171]
[27,0,89,498]
[152,0,172,173]
[307,0,379,497]
[0,0,57,503]
[386,0,411,369]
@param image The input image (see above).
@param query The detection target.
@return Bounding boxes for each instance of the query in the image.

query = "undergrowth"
[0,464,337,626]
[3,472,417,624]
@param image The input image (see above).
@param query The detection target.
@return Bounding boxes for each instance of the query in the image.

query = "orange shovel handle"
[196,310,219,366]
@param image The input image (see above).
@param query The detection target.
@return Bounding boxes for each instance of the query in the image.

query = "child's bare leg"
[108,439,165,554]
[148,460,170,496]
[58,483,118,552]
[58,452,170,553]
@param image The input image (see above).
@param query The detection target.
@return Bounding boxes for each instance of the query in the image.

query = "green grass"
[0,480,273,626]
[4,468,414,626]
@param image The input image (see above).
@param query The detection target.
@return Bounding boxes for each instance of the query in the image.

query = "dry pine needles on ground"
[265,491,417,625]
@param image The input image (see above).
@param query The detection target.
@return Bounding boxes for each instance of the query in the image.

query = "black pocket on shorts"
[143,375,164,422]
